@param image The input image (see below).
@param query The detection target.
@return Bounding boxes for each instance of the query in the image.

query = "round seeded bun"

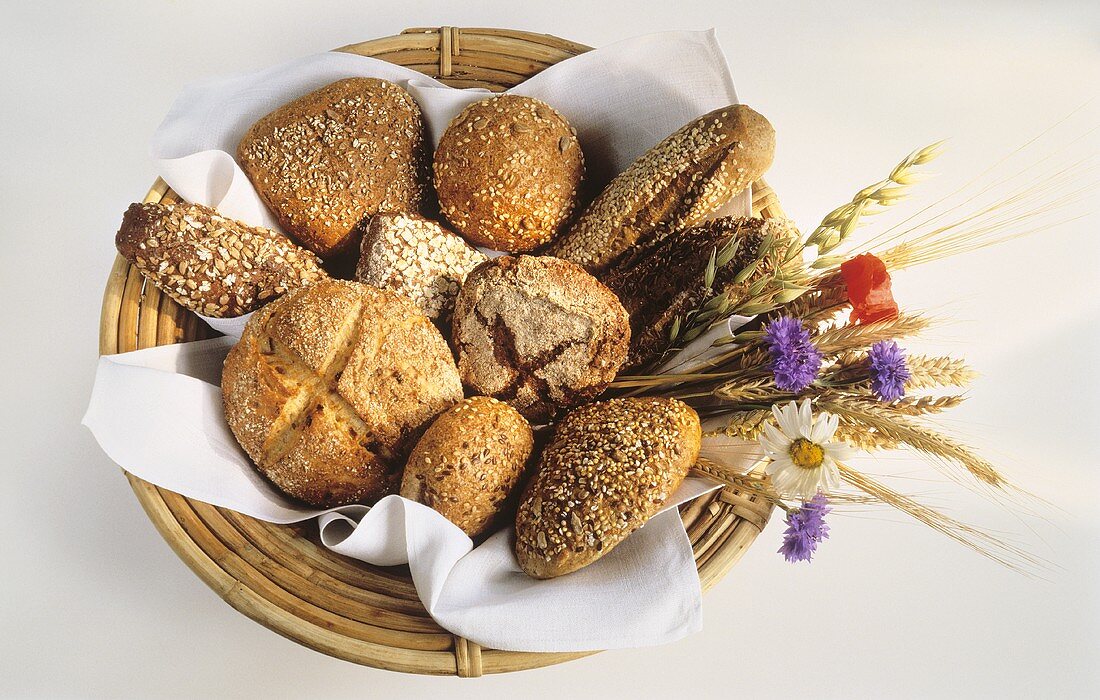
[401,396,535,537]
[222,280,463,507]
[451,255,630,422]
[433,95,584,252]
[515,397,701,579]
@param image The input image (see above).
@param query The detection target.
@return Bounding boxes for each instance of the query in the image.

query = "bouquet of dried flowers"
[616,136,1089,568]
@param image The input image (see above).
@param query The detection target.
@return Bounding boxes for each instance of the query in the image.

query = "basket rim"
[98,26,777,677]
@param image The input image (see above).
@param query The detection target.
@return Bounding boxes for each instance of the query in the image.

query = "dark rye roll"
[602,216,804,369]
[546,104,775,273]
[451,255,630,422]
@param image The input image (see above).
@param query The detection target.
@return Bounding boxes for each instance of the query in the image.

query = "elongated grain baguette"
[514,397,701,578]
[115,201,327,318]
[545,104,775,273]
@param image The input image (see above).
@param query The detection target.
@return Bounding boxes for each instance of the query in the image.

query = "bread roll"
[451,255,629,421]
[355,213,487,319]
[546,104,775,272]
[515,397,701,579]
[237,78,429,258]
[603,215,800,369]
[115,201,327,318]
[401,397,534,537]
[434,95,584,252]
[222,280,463,507]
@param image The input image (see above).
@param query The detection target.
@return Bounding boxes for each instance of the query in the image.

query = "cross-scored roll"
[221,279,463,507]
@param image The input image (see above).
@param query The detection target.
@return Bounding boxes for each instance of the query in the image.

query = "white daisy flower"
[759,399,852,500]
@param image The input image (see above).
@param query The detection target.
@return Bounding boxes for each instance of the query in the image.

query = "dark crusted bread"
[115,201,327,318]
[221,280,463,507]
[237,78,430,258]
[546,104,775,272]
[602,216,802,369]
[434,95,584,252]
[514,397,701,579]
[451,255,630,422]
[401,396,534,537]
[355,213,487,319]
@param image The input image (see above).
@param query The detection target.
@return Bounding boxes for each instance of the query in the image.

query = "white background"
[2,1,1098,698]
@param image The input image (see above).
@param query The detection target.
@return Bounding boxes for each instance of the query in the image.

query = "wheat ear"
[838,464,1041,571]
[905,355,978,389]
[821,399,1004,487]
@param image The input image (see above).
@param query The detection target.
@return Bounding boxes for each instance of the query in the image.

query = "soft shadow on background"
[1,1,1097,698]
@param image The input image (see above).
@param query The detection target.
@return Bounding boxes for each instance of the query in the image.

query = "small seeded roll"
[546,104,775,272]
[401,396,535,537]
[116,201,327,318]
[515,397,702,579]
[355,213,488,319]
[434,95,584,252]
[222,280,463,507]
[451,255,630,422]
[238,78,430,258]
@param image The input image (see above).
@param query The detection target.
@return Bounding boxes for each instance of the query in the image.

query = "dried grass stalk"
[838,464,1040,571]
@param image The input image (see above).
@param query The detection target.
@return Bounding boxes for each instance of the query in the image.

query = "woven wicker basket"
[98,27,779,676]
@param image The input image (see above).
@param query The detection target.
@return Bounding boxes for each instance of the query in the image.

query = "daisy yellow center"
[789,438,825,470]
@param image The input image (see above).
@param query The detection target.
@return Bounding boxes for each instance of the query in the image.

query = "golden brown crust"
[451,255,630,422]
[401,397,534,537]
[514,397,701,579]
[222,280,463,507]
[434,95,584,252]
[355,213,487,319]
[237,78,429,258]
[546,104,775,272]
[115,201,327,318]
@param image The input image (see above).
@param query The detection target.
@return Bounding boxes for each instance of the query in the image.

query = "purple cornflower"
[764,316,822,393]
[868,340,910,402]
[778,493,831,563]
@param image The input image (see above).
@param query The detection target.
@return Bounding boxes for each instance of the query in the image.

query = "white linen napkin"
[149,29,751,337]
[82,338,749,651]
[90,30,768,651]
